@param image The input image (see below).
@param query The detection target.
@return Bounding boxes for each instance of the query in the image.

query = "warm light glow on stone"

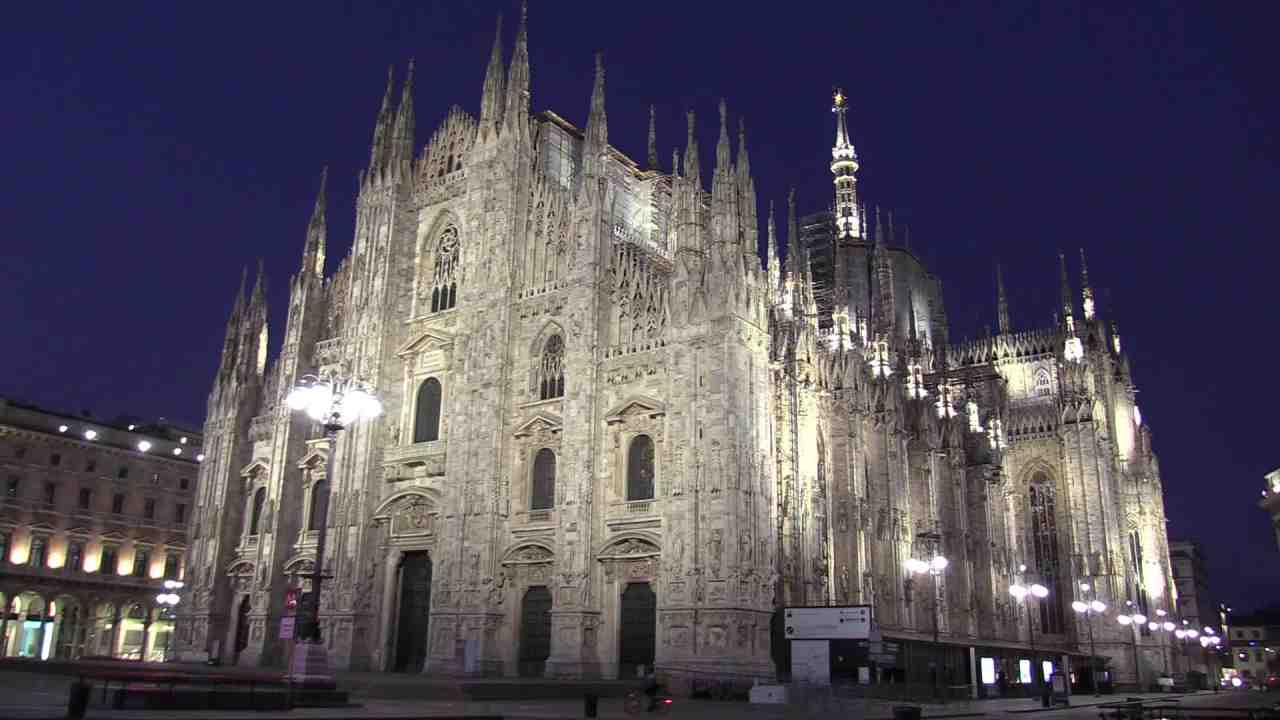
[1064,337,1084,363]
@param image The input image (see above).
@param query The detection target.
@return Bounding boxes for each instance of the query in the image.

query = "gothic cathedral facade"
[177,6,1175,688]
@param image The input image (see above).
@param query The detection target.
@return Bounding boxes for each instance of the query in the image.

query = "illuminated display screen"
[981,657,996,685]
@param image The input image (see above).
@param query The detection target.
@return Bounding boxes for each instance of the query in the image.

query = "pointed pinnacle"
[311,166,328,224]
[1079,247,1091,286]
[647,105,658,170]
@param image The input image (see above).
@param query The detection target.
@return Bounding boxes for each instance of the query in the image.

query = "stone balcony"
[383,441,446,481]
[605,499,661,532]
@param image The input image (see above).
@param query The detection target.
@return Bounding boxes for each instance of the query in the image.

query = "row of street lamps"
[1006,574,1223,695]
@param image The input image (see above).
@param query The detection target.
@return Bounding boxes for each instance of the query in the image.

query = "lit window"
[981,657,997,685]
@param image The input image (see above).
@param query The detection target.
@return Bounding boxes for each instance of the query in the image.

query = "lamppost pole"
[300,421,340,645]
[907,532,948,700]
[285,371,381,689]
[1009,568,1050,689]
[1071,583,1106,696]
[1116,601,1148,691]
[155,580,183,663]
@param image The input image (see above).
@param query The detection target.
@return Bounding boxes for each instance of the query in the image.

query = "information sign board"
[783,605,872,640]
[279,616,296,640]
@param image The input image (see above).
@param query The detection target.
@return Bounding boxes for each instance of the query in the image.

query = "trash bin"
[892,705,922,720]
[67,680,91,720]
[584,693,598,718]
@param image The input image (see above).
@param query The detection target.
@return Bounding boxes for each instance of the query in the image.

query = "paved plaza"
[0,666,1276,719]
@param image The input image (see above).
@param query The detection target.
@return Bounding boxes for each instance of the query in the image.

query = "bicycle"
[623,688,673,715]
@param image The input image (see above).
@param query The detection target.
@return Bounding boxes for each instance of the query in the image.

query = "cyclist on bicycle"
[639,664,659,712]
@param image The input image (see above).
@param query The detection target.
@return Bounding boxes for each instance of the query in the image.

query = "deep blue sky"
[3,2,1276,611]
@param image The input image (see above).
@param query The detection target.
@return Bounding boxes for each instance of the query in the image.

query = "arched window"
[1029,474,1065,634]
[308,479,329,531]
[1034,368,1052,397]
[430,226,460,313]
[626,435,655,501]
[539,335,565,400]
[530,449,556,511]
[249,487,266,536]
[413,378,442,443]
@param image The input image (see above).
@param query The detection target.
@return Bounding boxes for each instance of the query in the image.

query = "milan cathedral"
[177,4,1175,690]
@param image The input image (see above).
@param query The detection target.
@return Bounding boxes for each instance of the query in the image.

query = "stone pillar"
[140,612,154,662]
[109,607,123,659]
[545,610,603,678]
[0,596,11,658]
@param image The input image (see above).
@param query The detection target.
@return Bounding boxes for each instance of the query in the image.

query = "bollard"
[584,693,598,718]
[66,680,91,720]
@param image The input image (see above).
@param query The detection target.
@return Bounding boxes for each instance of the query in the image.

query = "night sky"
[3,3,1277,611]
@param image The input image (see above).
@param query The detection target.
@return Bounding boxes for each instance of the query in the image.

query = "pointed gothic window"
[430,226,460,313]
[1029,474,1065,634]
[531,449,556,511]
[539,335,565,400]
[1034,368,1052,397]
[249,487,266,536]
[308,479,329,531]
[626,435,655,501]
[413,378,442,443]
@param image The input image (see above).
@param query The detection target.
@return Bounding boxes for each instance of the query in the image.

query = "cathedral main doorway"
[618,582,656,679]
[233,595,250,665]
[393,551,432,672]
[518,586,552,677]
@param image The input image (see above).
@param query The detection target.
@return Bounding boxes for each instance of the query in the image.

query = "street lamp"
[1200,635,1222,689]
[1009,575,1051,689]
[906,533,949,699]
[1071,583,1107,696]
[155,580,183,663]
[284,371,382,688]
[1117,602,1149,690]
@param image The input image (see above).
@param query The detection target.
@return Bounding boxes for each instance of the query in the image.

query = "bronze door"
[618,582,656,678]
[518,586,553,677]
[394,551,432,672]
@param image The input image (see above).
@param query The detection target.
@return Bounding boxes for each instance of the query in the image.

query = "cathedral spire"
[1058,252,1074,324]
[503,0,530,140]
[830,88,861,239]
[302,167,327,279]
[715,98,732,172]
[647,105,658,170]
[479,13,506,137]
[369,65,396,174]
[736,116,758,254]
[249,258,267,311]
[996,261,1010,335]
[391,59,416,174]
[1079,247,1095,320]
[684,110,700,190]
[581,52,608,184]
[767,200,779,281]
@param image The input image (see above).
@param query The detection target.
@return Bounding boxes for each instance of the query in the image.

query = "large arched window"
[530,449,556,511]
[539,335,565,400]
[249,487,267,536]
[1029,474,1065,634]
[430,226,460,313]
[626,435,655,501]
[308,479,329,531]
[413,378,442,443]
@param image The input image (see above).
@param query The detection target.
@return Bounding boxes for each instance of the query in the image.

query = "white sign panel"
[783,606,872,640]
[791,640,831,685]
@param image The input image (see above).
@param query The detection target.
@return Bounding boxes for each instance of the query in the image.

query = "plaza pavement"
[0,664,1275,720]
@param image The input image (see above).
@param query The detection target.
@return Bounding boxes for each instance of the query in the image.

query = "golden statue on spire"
[832,88,846,112]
